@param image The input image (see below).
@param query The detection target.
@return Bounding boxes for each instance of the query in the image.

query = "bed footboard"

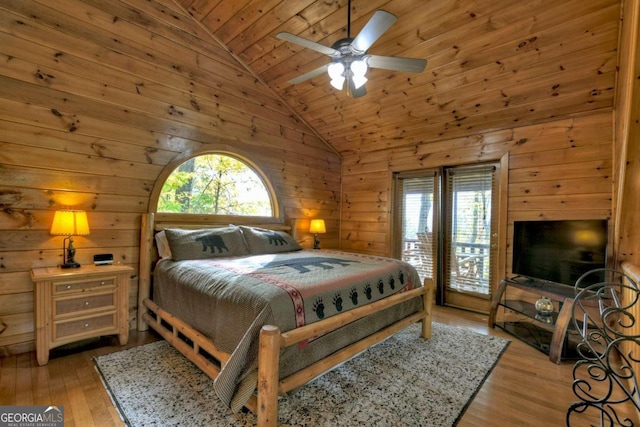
[256,279,434,427]
[142,278,434,427]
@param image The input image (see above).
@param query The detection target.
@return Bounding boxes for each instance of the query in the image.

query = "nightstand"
[31,264,133,365]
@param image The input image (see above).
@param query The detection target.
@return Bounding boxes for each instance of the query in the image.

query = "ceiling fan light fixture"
[352,74,367,90]
[351,59,368,77]
[328,62,346,90]
[328,62,345,80]
[330,76,346,90]
[351,59,368,89]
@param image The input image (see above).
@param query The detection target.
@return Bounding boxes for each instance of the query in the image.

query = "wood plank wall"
[0,0,341,356]
[614,0,640,386]
[0,0,628,359]
[615,0,640,266]
[340,111,613,278]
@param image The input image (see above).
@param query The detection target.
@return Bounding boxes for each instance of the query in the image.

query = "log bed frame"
[137,212,434,427]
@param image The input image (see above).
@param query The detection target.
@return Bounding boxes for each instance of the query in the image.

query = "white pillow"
[155,230,172,259]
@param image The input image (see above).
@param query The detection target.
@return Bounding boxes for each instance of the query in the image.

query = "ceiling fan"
[276,1,427,98]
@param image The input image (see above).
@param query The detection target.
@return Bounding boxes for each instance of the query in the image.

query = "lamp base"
[60,262,81,269]
[60,237,81,268]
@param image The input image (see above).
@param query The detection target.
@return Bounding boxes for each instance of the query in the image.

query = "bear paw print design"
[333,293,343,311]
[313,298,325,319]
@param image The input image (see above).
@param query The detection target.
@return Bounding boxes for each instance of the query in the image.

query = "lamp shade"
[309,219,326,234]
[50,210,90,236]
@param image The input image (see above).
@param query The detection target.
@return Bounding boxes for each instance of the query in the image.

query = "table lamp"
[309,219,326,250]
[50,210,90,268]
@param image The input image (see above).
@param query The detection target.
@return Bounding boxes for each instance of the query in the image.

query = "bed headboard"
[137,212,297,330]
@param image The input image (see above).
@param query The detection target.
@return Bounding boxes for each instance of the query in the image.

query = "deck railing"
[402,240,491,295]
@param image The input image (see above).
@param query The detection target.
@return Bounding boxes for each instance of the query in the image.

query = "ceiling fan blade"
[288,63,330,85]
[348,78,367,98]
[276,32,341,57]
[350,10,397,54]
[367,55,427,73]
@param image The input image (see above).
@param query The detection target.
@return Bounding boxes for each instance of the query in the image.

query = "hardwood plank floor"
[0,305,634,426]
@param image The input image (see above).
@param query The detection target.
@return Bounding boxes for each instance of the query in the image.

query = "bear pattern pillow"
[240,226,302,254]
[164,226,250,261]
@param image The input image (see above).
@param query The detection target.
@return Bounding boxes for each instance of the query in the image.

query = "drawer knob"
[84,323,90,328]
[66,285,72,289]
[84,301,90,306]
[100,281,105,285]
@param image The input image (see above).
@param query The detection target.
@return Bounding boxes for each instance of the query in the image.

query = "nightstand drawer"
[54,292,116,317]
[53,312,117,341]
[54,277,116,295]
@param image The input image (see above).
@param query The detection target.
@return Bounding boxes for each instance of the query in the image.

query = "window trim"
[148,147,281,220]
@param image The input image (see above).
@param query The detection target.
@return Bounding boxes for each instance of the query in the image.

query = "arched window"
[156,153,275,216]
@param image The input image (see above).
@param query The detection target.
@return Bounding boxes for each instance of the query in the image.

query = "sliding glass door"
[442,165,498,312]
[393,171,438,286]
[394,163,500,313]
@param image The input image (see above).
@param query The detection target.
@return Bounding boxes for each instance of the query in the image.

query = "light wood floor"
[0,305,628,426]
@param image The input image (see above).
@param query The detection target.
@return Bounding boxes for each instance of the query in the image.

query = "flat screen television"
[512,219,607,287]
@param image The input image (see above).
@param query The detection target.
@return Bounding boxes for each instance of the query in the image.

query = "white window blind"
[444,166,496,296]
[394,172,436,281]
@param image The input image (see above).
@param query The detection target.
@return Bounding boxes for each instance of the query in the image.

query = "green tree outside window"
[158,154,273,215]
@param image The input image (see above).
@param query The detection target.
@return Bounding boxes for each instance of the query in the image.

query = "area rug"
[94,322,509,426]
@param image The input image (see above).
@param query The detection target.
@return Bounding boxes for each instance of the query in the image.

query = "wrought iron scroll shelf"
[567,268,640,426]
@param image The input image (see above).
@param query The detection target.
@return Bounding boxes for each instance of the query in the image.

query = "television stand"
[489,276,579,363]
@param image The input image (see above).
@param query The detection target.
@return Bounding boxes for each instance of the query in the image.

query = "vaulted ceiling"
[174,0,620,157]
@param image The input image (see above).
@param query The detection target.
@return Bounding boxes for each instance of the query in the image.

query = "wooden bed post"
[137,212,154,331]
[422,278,435,339]
[257,325,280,427]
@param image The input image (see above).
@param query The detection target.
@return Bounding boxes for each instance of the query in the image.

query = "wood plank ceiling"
[174,0,619,157]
